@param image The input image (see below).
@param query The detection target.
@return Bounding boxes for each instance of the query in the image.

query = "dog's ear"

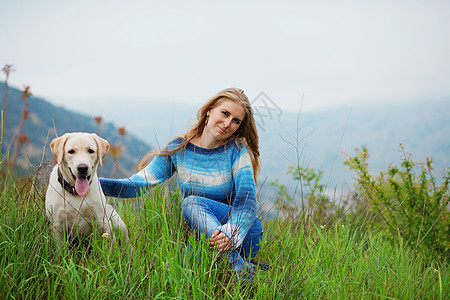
[93,134,110,166]
[50,134,69,165]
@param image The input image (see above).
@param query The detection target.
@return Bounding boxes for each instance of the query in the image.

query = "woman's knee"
[181,195,195,210]
[181,196,212,223]
[181,195,201,215]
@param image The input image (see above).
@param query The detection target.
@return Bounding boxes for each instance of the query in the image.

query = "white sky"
[1,0,450,112]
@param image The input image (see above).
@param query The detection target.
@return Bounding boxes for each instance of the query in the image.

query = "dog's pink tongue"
[75,177,89,196]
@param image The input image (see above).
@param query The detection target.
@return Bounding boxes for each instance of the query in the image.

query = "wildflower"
[94,116,103,135]
[118,126,127,136]
[2,64,14,74]
[21,85,32,100]
[17,134,31,145]
[94,116,103,124]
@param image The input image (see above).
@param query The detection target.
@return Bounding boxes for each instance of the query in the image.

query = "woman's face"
[204,99,245,145]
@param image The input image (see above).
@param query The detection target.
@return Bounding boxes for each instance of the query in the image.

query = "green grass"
[0,179,448,299]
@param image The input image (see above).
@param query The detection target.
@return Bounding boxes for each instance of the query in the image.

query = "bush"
[270,166,339,225]
[345,144,449,256]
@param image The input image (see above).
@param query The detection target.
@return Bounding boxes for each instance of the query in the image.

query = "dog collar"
[57,167,78,195]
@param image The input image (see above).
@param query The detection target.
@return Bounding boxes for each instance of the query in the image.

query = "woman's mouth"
[217,126,226,134]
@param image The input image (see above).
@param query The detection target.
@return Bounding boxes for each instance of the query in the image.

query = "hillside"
[67,95,450,194]
[0,83,152,177]
[2,82,448,203]
[259,98,450,189]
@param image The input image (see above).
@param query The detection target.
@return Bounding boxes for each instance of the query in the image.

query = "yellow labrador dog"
[45,132,128,244]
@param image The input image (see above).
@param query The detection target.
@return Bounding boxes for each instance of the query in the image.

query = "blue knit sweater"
[99,137,258,248]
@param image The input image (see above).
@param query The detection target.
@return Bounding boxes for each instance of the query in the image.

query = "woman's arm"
[99,150,176,198]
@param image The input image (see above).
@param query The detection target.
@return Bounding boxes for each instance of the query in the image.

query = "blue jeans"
[181,195,263,269]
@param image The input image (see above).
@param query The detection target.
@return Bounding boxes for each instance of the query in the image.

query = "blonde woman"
[100,88,263,280]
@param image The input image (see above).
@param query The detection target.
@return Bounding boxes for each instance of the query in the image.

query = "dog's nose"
[77,164,89,175]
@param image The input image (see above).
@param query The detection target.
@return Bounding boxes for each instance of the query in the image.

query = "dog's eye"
[88,149,95,154]
[68,150,75,154]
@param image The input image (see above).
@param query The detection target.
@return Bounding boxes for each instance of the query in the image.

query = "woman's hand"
[209,229,233,252]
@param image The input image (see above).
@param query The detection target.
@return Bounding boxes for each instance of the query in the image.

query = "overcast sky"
[1,0,450,112]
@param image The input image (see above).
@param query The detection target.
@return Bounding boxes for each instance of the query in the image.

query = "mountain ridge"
[0,83,152,177]
[2,82,448,198]
[66,94,450,191]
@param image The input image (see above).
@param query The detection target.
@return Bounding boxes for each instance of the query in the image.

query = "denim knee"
[181,195,197,214]
[181,195,200,225]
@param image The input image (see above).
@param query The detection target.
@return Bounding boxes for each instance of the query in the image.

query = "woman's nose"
[223,118,232,128]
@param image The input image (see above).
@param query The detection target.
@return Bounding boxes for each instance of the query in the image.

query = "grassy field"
[0,177,448,299]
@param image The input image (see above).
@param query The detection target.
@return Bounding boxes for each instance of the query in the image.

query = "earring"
[205,112,210,126]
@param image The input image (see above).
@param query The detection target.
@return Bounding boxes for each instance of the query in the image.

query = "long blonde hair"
[138,88,261,183]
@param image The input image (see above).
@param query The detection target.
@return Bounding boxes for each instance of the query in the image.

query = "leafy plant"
[270,166,337,225]
[345,144,450,255]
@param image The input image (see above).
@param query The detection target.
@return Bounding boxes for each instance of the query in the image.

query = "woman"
[99,88,263,279]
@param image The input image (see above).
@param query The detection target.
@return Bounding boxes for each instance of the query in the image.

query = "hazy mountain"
[59,93,450,195]
[0,83,151,177]
[260,99,450,190]
[2,82,448,204]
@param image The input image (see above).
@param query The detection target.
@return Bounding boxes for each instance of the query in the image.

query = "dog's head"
[50,133,110,196]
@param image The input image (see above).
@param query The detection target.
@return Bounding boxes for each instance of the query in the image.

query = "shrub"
[270,166,338,225]
[345,144,449,256]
